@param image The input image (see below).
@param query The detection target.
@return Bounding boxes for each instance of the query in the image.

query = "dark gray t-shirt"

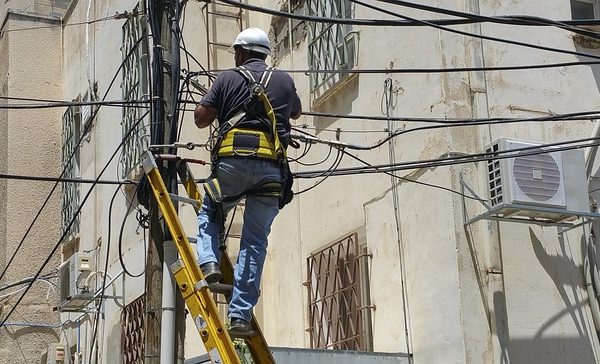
[200,59,301,148]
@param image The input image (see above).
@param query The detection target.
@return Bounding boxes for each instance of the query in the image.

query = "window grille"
[307,0,356,93]
[61,104,81,238]
[121,294,146,364]
[121,6,149,178]
[305,233,373,351]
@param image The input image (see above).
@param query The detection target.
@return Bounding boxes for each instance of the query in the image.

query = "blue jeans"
[196,157,281,322]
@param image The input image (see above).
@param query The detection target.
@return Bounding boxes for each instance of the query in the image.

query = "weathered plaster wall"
[0,11,63,364]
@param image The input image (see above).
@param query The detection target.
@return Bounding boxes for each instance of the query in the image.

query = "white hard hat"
[229,27,271,55]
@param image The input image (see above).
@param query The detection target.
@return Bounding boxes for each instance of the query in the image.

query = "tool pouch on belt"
[279,164,294,209]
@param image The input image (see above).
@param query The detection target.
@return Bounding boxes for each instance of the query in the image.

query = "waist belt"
[217,128,278,160]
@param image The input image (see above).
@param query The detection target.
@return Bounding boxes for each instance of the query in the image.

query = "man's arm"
[194,104,218,129]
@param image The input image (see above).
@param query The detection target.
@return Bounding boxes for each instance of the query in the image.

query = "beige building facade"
[0,1,69,363]
[3,0,600,363]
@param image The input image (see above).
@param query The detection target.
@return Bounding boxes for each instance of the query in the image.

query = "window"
[121,6,149,178]
[305,233,373,351]
[121,294,146,364]
[61,104,81,238]
[307,0,356,94]
[571,0,599,19]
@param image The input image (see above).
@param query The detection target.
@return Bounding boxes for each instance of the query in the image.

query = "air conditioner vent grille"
[487,144,503,206]
[513,152,561,202]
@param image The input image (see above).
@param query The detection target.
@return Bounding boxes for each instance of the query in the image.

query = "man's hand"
[194,104,218,129]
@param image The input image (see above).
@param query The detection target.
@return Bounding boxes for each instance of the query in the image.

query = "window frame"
[571,0,600,20]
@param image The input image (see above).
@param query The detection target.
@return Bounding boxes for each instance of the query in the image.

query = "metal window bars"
[305,233,374,351]
[61,104,81,238]
[121,294,146,364]
[120,5,149,179]
[307,0,355,93]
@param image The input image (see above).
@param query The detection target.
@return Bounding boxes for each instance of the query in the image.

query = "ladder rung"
[208,282,233,295]
[169,193,201,209]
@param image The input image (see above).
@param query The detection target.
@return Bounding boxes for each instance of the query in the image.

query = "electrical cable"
[118,186,145,278]
[206,60,600,75]
[87,185,121,364]
[300,109,600,125]
[0,33,148,283]
[294,136,600,178]
[0,99,149,110]
[0,271,58,293]
[350,0,600,61]
[295,148,344,195]
[374,0,600,39]
[0,173,135,185]
[0,109,150,328]
[293,145,333,167]
[0,11,144,35]
[215,0,600,27]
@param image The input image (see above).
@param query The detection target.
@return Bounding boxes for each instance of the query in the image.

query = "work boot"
[200,262,222,283]
[229,318,252,333]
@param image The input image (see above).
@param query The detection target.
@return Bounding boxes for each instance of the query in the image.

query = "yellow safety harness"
[215,66,285,161]
[206,66,288,204]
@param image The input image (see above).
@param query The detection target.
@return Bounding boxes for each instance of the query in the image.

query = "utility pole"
[145,0,176,362]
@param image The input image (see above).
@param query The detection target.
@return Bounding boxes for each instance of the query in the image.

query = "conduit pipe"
[160,240,177,364]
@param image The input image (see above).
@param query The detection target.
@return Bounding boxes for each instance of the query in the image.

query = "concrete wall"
[0,11,63,364]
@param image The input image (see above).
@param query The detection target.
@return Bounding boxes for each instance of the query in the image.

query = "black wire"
[0,109,150,328]
[119,186,145,278]
[294,145,333,167]
[0,99,149,110]
[375,0,600,39]
[216,0,600,27]
[0,174,135,185]
[88,185,121,364]
[295,148,344,195]
[351,0,600,61]
[0,33,148,283]
[342,143,485,201]
[345,112,600,151]
[206,61,600,74]
[304,110,600,124]
[295,136,600,178]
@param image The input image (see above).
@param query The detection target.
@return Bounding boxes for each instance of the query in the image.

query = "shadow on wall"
[525,228,597,362]
[313,75,359,132]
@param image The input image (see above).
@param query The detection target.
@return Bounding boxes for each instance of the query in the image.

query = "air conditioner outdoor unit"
[42,343,67,364]
[485,138,589,221]
[59,252,93,311]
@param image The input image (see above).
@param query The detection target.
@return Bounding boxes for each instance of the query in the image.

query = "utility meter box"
[42,343,68,364]
[485,138,589,221]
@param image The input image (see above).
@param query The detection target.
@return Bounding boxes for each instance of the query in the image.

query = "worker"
[194,27,302,333]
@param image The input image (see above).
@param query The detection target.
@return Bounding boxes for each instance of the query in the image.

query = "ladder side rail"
[142,152,241,364]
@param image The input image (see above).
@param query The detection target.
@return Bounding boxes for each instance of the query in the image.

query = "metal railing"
[305,233,373,351]
[121,294,146,364]
[61,104,81,238]
[120,5,149,179]
[307,0,355,93]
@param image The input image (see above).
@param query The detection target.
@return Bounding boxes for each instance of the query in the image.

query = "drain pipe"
[160,240,177,364]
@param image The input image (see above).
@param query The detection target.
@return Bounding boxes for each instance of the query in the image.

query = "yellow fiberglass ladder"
[141,151,275,364]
